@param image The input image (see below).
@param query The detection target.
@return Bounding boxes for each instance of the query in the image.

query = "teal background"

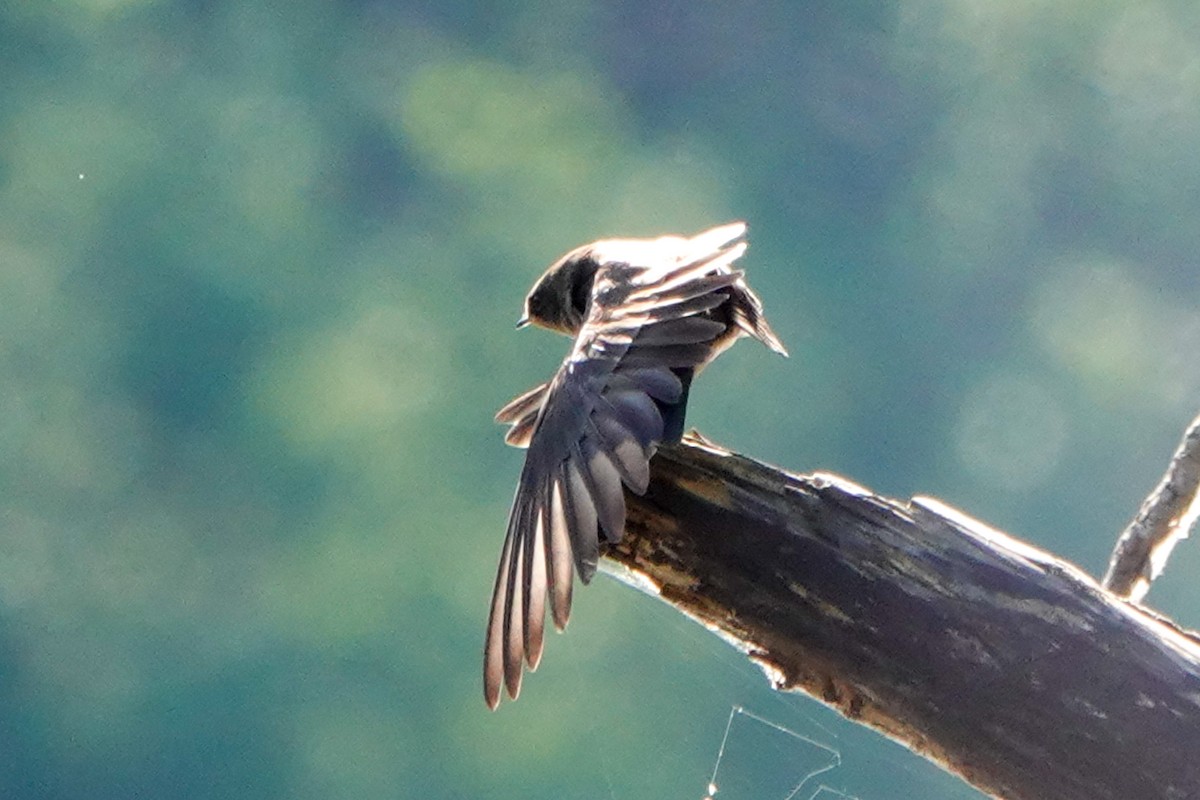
[3,2,1200,798]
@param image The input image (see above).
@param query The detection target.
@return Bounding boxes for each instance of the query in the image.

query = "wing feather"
[576,435,626,547]
[495,381,550,424]
[633,317,727,346]
[496,382,550,448]
[590,414,650,494]
[523,502,547,669]
[612,367,682,403]
[503,414,538,448]
[547,476,574,630]
[503,523,525,699]
[641,291,729,320]
[599,390,664,445]
[483,507,517,709]
[561,456,600,582]
[620,343,714,369]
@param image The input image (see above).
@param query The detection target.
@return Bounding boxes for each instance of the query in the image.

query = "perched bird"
[484,221,787,709]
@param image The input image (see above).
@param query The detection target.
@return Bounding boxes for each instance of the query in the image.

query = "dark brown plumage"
[484,222,786,709]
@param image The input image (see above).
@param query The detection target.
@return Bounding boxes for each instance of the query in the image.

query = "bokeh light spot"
[954,371,1067,492]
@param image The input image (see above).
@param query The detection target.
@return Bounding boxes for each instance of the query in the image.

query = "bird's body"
[484,222,786,709]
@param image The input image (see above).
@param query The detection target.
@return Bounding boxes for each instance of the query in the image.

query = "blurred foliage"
[2,1,1200,798]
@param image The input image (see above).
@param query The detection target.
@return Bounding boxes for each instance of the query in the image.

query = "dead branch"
[1104,411,1200,600]
[607,436,1200,800]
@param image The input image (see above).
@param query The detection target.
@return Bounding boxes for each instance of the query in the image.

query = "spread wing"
[483,233,750,708]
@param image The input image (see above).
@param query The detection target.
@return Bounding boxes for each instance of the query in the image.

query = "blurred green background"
[3,1,1200,798]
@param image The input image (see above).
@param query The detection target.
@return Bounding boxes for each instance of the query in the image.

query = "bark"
[608,436,1200,800]
[1104,412,1200,600]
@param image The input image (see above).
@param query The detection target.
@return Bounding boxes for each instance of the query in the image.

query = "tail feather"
[731,284,788,356]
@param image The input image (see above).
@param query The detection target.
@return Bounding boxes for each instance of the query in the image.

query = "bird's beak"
[515,314,531,330]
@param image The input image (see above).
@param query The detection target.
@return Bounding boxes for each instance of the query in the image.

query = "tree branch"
[607,435,1200,800]
[1104,411,1200,600]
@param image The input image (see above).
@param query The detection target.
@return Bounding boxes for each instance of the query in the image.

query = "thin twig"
[1102,412,1200,600]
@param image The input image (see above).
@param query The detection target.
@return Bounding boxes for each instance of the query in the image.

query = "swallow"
[484,221,787,708]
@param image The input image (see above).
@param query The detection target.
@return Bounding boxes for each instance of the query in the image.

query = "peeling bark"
[607,437,1200,800]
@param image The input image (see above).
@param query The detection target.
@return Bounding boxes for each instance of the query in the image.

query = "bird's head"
[519,247,600,335]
